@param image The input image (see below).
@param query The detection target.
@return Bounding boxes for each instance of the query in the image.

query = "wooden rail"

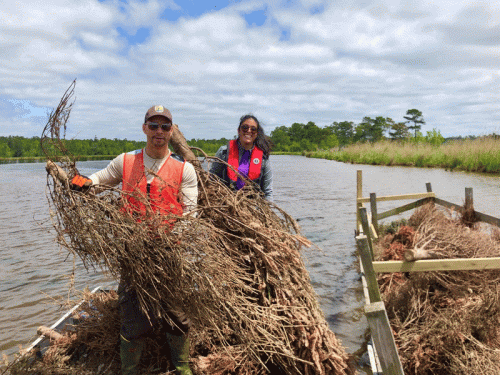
[357,227,404,374]
[357,192,435,204]
[364,302,404,375]
[377,198,432,220]
[373,257,500,273]
[355,169,500,375]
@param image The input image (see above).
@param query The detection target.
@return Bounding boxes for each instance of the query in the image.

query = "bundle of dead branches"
[376,203,500,375]
[29,81,354,375]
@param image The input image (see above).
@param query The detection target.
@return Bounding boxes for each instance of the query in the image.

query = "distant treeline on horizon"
[0,120,493,159]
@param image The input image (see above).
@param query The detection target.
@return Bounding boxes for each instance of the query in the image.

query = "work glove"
[70,175,92,192]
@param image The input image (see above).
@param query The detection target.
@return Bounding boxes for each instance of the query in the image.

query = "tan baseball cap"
[144,105,173,123]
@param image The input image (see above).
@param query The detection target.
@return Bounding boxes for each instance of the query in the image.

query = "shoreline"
[0,151,303,164]
[303,139,500,175]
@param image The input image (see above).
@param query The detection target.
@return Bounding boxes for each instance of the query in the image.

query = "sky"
[1,0,500,141]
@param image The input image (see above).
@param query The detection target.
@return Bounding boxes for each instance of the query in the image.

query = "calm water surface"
[1,156,500,373]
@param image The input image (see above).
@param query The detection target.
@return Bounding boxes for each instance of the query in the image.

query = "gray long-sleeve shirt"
[210,140,273,200]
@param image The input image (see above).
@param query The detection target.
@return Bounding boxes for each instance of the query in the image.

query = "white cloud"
[79,31,123,50]
[1,0,500,140]
[0,1,115,37]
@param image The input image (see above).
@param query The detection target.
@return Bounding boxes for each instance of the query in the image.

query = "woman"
[210,114,273,200]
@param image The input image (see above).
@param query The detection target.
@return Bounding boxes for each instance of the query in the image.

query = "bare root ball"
[378,203,500,375]
[18,81,355,375]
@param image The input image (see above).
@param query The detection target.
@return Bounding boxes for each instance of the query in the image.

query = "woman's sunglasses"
[147,122,172,131]
[241,125,258,134]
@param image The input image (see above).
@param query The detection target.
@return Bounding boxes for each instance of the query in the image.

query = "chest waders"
[119,151,192,375]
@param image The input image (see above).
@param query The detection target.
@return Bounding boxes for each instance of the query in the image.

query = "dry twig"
[8,81,355,375]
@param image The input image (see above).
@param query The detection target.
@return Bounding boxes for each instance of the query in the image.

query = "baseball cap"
[144,105,173,123]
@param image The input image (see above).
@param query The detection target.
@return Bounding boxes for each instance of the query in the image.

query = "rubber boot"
[120,335,144,375]
[165,332,193,375]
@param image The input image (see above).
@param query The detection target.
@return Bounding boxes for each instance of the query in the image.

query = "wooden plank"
[356,235,381,303]
[475,211,500,228]
[434,197,462,211]
[370,223,379,240]
[367,339,383,375]
[359,257,371,303]
[357,192,435,203]
[434,197,500,227]
[356,170,362,235]
[359,208,374,257]
[377,198,432,220]
[370,193,379,234]
[373,257,500,273]
[364,301,404,375]
[360,261,384,374]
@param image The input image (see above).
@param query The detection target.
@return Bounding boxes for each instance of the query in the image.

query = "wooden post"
[359,207,374,257]
[356,170,362,235]
[370,193,378,235]
[356,235,381,303]
[364,301,404,375]
[426,182,432,192]
[465,187,473,210]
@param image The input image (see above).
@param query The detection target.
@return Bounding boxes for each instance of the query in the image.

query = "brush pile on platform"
[6,81,354,375]
[376,203,500,375]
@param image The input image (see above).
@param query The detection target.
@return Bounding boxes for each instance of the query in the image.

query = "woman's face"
[238,118,258,150]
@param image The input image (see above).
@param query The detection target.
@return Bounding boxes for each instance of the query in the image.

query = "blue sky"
[1,0,500,141]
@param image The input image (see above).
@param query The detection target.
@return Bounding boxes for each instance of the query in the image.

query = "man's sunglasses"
[241,125,258,134]
[147,122,172,131]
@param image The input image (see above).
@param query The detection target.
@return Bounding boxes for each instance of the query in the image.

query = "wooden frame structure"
[355,170,500,375]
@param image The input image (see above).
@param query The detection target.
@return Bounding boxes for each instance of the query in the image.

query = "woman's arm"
[209,145,228,179]
[260,158,273,201]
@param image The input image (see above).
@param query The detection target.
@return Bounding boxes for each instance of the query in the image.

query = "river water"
[1,155,500,372]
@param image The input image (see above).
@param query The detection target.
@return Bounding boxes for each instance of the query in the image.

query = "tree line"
[0,136,230,158]
[0,109,449,158]
[0,136,147,158]
[269,109,438,151]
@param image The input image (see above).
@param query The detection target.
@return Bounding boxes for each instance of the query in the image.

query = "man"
[72,105,197,375]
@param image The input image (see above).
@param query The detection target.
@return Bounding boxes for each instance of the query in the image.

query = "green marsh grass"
[308,138,500,173]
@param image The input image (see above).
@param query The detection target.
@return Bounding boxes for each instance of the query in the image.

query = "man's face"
[143,115,173,150]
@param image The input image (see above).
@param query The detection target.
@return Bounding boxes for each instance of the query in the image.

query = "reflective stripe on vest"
[122,149,184,221]
[226,140,263,182]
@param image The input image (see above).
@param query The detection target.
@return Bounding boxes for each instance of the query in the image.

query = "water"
[2,156,500,372]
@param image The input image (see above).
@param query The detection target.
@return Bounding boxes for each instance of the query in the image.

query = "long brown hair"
[238,114,273,157]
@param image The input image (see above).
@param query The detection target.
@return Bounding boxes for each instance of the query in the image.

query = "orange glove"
[70,175,92,191]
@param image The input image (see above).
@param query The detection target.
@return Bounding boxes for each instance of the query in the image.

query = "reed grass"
[308,138,500,173]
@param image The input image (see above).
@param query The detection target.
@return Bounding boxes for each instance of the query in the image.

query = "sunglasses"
[241,125,258,134]
[147,122,172,131]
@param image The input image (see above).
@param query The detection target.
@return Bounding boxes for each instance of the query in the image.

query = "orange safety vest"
[121,149,184,222]
[226,140,263,183]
